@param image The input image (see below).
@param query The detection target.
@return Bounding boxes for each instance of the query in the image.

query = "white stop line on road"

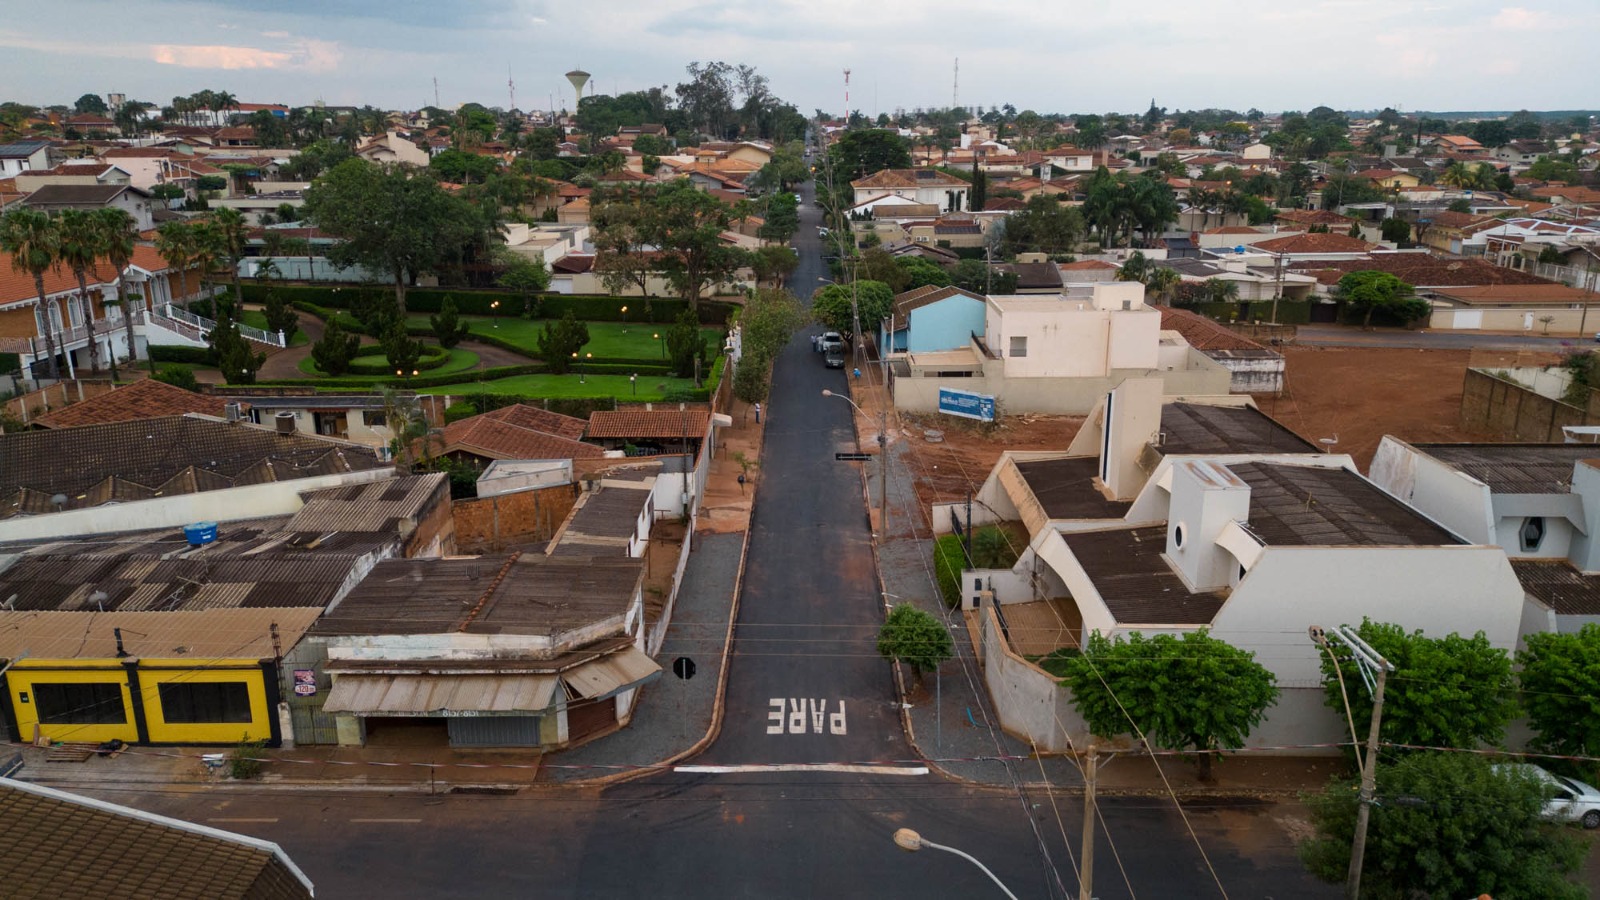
[767,698,846,735]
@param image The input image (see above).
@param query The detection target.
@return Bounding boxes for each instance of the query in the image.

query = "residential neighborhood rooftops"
[1229,461,1462,547]
[850,168,969,189]
[892,284,985,318]
[1014,457,1132,519]
[551,484,653,556]
[1409,443,1595,494]
[1252,233,1376,255]
[309,553,644,637]
[1060,525,1227,625]
[1158,307,1277,355]
[0,414,385,519]
[1431,284,1593,307]
[23,183,149,205]
[33,378,239,429]
[1291,255,1555,288]
[435,406,602,462]
[1160,402,1317,455]
[0,607,324,662]
[0,778,314,900]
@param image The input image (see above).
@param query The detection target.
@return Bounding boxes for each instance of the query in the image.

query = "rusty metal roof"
[1412,443,1592,495]
[323,673,559,715]
[1061,525,1227,625]
[1513,560,1600,616]
[1013,457,1131,520]
[0,608,323,660]
[1160,403,1317,456]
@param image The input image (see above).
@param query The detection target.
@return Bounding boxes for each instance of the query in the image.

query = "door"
[1452,310,1484,330]
[564,698,616,743]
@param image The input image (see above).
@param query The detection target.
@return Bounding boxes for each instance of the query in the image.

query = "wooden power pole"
[1310,625,1394,900]
[1079,745,1097,900]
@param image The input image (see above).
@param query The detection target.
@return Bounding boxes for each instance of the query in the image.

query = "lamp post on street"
[823,388,887,536]
[892,829,1018,900]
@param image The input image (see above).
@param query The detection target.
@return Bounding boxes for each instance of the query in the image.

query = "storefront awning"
[562,647,662,701]
[324,673,559,716]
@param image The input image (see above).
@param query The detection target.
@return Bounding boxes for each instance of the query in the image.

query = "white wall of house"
[984,283,1159,379]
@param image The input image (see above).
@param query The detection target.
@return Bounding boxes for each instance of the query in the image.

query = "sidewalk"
[10,404,767,793]
[848,361,1346,798]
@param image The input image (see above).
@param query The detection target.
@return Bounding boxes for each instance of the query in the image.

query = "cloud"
[1491,6,1551,29]
[149,36,340,72]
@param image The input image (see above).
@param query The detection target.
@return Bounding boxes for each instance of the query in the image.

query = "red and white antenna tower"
[843,68,851,123]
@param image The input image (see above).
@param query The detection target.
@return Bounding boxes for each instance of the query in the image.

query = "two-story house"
[851,169,969,215]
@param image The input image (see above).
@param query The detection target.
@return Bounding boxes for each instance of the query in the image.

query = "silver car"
[1498,763,1600,828]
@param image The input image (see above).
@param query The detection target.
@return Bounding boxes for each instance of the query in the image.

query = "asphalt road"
[70,176,1338,899]
[1296,324,1593,350]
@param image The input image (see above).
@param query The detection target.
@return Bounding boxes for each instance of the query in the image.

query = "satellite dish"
[1318,434,1340,452]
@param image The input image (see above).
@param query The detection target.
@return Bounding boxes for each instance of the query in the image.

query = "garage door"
[1452,310,1484,330]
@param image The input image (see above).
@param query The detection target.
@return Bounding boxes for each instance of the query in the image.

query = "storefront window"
[158,682,253,723]
[34,682,126,724]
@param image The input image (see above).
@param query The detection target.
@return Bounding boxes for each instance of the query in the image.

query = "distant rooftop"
[1512,560,1600,616]
[551,484,653,556]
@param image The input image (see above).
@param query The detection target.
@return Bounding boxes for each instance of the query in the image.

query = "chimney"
[1165,460,1252,591]
[1098,378,1163,500]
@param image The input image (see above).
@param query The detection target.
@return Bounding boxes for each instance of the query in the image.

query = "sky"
[2,0,1597,116]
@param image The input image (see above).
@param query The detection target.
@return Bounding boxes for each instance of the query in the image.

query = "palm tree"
[155,221,199,310]
[1439,162,1475,189]
[56,210,107,374]
[212,208,250,308]
[1117,250,1153,284]
[188,221,226,314]
[1147,265,1181,304]
[213,91,239,124]
[1204,278,1241,304]
[94,208,140,373]
[0,208,63,379]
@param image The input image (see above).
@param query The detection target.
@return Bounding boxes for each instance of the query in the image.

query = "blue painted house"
[880,285,988,354]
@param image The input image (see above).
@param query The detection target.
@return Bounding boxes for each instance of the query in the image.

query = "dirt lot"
[1254,345,1558,471]
[894,345,1562,516]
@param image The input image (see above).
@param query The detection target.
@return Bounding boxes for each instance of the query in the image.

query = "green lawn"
[404,315,718,360]
[240,310,309,346]
[297,347,481,379]
[418,372,701,400]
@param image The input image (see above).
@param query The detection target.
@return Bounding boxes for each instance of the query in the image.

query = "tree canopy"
[828,130,913,183]
[1057,630,1278,780]
[1336,270,1431,328]
[1319,618,1518,751]
[1300,752,1586,899]
[1517,624,1600,760]
[303,159,493,312]
[877,604,954,681]
[811,280,893,336]
[591,179,750,307]
[1003,195,1086,256]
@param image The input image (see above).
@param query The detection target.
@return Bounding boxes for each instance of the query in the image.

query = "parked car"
[1497,763,1600,828]
[824,348,846,369]
[819,332,844,354]
[817,226,830,238]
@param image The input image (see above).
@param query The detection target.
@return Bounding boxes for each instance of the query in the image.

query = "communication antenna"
[508,66,516,112]
[843,68,851,123]
[953,57,959,112]
[433,77,440,108]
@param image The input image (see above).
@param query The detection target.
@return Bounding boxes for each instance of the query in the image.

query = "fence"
[1535,261,1600,293]
[3,378,118,424]
[1460,367,1600,442]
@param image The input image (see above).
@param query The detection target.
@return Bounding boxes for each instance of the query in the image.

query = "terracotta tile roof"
[587,408,710,440]
[437,408,603,461]
[34,378,238,429]
[23,183,147,205]
[480,403,589,440]
[983,197,1026,211]
[1424,210,1499,231]
[1059,259,1120,271]
[1432,284,1593,306]
[1159,307,1271,352]
[1353,168,1409,180]
[0,244,176,307]
[893,284,985,317]
[851,168,968,189]
[1290,255,1557,288]
[1252,232,1375,254]
[0,778,314,900]
[1275,208,1356,227]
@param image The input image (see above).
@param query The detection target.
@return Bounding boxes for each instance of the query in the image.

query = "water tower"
[565,69,591,107]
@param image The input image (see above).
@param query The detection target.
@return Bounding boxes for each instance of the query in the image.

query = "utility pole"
[1579,249,1596,339]
[878,406,888,537]
[1310,624,1394,900]
[1079,745,1097,900]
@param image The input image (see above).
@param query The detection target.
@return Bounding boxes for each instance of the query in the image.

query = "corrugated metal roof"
[323,673,559,714]
[285,473,446,533]
[1513,560,1600,616]
[0,608,322,660]
[562,646,660,699]
[1413,444,1592,495]
[1229,462,1462,547]
[1160,403,1317,456]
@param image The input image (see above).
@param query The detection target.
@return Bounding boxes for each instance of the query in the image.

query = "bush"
[933,533,967,609]
[153,366,200,392]
[444,402,478,423]
[0,352,20,375]
[240,283,735,324]
[229,736,266,780]
[254,362,551,390]
[345,344,450,376]
[149,345,217,366]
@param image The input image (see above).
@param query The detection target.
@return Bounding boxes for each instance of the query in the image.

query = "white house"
[0,140,52,178]
[950,380,1526,753]
[850,168,969,214]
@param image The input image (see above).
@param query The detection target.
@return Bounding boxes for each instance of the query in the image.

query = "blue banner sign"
[938,387,996,422]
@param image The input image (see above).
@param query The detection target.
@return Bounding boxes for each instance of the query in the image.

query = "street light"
[572,351,583,384]
[653,331,664,358]
[620,304,629,332]
[490,299,500,328]
[630,372,637,395]
[822,389,887,536]
[892,829,1018,900]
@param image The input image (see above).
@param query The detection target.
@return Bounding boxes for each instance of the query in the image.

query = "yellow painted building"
[0,609,321,747]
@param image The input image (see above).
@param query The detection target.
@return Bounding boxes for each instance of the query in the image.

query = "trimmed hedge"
[346,344,451,376]
[933,533,967,610]
[254,361,551,390]
[1186,299,1316,326]
[290,300,362,332]
[242,283,735,325]
[150,345,217,365]
[443,402,477,423]
[455,393,620,419]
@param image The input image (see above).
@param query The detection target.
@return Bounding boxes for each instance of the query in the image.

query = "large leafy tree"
[1301,752,1585,900]
[877,603,953,683]
[757,192,800,243]
[55,210,107,373]
[73,93,108,115]
[1319,619,1517,751]
[1517,624,1600,760]
[897,257,953,290]
[429,149,500,184]
[1005,195,1086,256]
[0,208,63,378]
[828,130,913,183]
[739,287,807,362]
[663,307,709,380]
[811,280,893,337]
[591,180,749,308]
[303,159,489,314]
[1058,630,1278,781]
[496,256,550,316]
[1337,270,1431,328]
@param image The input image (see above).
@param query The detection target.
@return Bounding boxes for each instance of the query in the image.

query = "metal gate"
[288,699,340,745]
[447,716,542,747]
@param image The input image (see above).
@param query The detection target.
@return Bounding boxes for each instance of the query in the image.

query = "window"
[158,681,253,724]
[34,682,126,725]
[1520,516,1547,552]
[1009,336,1028,358]
[364,410,387,429]
[1173,523,1187,549]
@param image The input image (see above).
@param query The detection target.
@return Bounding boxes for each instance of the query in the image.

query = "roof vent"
[274,411,296,435]
[224,401,243,423]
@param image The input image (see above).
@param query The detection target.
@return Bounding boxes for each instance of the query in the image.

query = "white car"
[1498,763,1600,828]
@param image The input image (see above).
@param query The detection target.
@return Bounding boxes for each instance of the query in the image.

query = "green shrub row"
[289,300,362,332]
[243,283,734,324]
[345,345,451,376]
[1182,299,1317,326]
[150,345,217,365]
[932,533,968,610]
[254,362,550,390]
